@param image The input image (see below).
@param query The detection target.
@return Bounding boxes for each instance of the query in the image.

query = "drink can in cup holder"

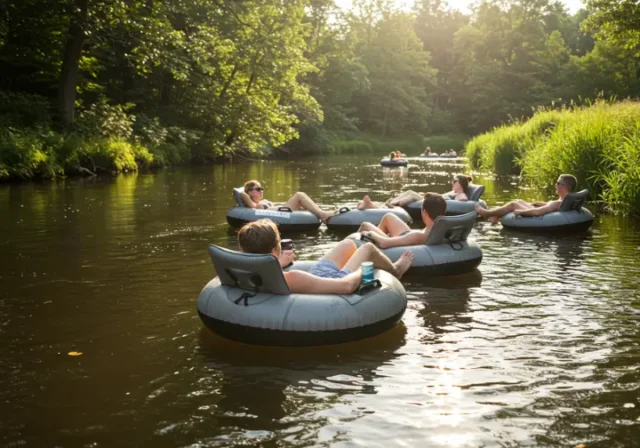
[361,262,374,283]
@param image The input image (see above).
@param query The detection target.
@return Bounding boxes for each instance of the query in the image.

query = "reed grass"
[465,100,640,215]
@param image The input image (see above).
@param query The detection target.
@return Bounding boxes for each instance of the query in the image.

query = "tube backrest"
[558,189,589,212]
[233,187,245,207]
[466,184,485,202]
[208,245,291,295]
[425,211,476,245]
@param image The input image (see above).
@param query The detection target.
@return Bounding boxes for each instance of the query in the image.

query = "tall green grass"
[465,100,640,215]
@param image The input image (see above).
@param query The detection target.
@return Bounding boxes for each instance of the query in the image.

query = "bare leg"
[358,221,388,236]
[386,190,422,207]
[319,239,358,269]
[475,200,533,218]
[281,192,336,222]
[377,213,411,236]
[343,243,415,279]
[357,195,381,210]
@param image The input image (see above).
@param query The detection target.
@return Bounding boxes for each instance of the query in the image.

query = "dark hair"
[389,152,396,160]
[422,192,447,220]
[559,174,577,192]
[454,174,473,193]
[237,219,280,254]
[244,180,261,193]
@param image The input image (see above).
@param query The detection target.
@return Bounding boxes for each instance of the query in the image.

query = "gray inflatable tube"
[197,245,408,346]
[326,206,412,231]
[380,158,408,167]
[403,184,487,218]
[347,211,482,276]
[501,190,594,233]
[226,188,321,232]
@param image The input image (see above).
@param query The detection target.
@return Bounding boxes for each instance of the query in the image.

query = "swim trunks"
[308,259,353,279]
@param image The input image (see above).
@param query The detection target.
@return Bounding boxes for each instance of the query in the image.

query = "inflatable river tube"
[226,188,321,232]
[380,158,408,167]
[501,189,594,233]
[197,245,408,346]
[403,184,487,219]
[326,206,412,231]
[347,211,482,276]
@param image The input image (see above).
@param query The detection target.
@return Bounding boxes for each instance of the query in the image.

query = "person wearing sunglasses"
[475,174,577,223]
[355,174,472,210]
[242,180,337,222]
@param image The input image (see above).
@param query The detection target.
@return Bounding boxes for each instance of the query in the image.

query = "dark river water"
[1,156,639,447]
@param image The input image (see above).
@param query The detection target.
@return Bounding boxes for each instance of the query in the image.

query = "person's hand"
[279,250,296,268]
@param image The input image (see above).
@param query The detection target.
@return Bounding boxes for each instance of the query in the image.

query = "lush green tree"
[585,0,640,51]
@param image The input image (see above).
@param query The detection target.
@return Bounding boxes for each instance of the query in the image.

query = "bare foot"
[385,198,398,208]
[489,216,500,224]
[393,250,414,278]
[360,195,379,210]
[356,201,364,210]
[320,209,337,223]
[474,203,489,218]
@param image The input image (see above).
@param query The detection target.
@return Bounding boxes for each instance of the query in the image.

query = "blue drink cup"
[361,262,374,283]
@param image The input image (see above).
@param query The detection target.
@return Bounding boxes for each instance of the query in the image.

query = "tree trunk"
[57,0,89,127]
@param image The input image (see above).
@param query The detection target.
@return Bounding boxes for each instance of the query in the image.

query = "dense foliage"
[0,0,639,179]
[466,100,640,215]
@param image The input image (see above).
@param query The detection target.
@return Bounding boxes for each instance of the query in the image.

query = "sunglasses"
[251,187,264,192]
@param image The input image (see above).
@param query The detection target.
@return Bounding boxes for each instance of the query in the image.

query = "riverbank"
[465,100,640,216]
[0,93,467,179]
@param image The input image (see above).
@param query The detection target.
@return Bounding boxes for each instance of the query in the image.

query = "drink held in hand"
[361,261,374,283]
[281,239,293,252]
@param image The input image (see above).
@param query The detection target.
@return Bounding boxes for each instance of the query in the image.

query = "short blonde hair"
[237,219,280,254]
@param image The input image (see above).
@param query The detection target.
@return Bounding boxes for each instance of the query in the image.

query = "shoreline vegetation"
[0,92,466,179]
[466,100,640,216]
[2,0,639,215]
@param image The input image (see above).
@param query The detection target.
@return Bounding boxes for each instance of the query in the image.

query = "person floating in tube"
[240,180,337,223]
[358,193,446,248]
[237,220,414,294]
[475,174,578,224]
[356,174,472,210]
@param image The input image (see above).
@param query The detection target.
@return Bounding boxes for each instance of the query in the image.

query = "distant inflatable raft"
[380,158,408,167]
[501,190,594,232]
[197,245,408,346]
[226,188,321,232]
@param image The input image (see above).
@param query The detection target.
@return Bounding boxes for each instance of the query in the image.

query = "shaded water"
[1,156,639,447]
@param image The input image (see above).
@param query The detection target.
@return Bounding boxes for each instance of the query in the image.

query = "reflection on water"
[1,156,639,447]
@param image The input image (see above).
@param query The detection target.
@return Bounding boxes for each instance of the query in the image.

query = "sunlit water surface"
[1,156,639,447]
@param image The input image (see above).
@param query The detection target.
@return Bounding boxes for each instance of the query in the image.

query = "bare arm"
[516,200,560,216]
[365,230,426,249]
[241,191,259,208]
[284,270,362,294]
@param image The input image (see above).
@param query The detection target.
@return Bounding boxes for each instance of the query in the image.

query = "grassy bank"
[465,100,640,215]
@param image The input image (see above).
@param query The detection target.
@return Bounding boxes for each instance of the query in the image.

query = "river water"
[1,156,639,447]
